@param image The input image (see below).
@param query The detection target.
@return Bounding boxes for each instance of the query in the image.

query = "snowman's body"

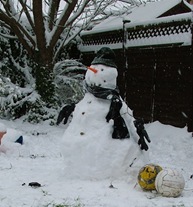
[62,63,148,179]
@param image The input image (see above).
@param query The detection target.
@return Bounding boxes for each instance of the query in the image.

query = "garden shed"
[79,0,193,132]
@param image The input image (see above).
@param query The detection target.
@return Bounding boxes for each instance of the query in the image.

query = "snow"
[124,0,182,22]
[82,0,190,34]
[1,62,193,206]
[0,118,193,207]
[0,122,6,132]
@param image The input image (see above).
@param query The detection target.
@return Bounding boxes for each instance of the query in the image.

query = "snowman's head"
[86,64,118,89]
[85,47,118,90]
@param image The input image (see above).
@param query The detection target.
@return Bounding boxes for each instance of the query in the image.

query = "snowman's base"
[61,93,149,180]
[62,137,148,180]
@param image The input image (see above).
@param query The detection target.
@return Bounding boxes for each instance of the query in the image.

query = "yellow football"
[138,164,163,190]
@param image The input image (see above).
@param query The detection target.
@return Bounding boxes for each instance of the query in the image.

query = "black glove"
[112,116,130,139]
[134,118,151,151]
[56,103,75,125]
[106,96,130,139]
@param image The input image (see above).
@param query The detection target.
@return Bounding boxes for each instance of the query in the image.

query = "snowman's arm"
[134,118,151,151]
[119,101,139,142]
[56,103,75,125]
[120,101,150,150]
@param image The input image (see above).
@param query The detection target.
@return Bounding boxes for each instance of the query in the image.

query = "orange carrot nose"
[87,66,98,74]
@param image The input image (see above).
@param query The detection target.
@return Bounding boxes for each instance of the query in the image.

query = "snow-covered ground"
[0,118,193,207]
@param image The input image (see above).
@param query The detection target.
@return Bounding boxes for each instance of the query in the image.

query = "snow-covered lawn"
[0,119,193,207]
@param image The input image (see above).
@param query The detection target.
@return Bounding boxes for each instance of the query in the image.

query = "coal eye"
[104,80,106,82]
[101,68,104,71]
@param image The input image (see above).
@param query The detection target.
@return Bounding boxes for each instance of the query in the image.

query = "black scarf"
[84,82,130,139]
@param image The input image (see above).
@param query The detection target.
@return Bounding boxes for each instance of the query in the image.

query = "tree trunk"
[34,50,55,105]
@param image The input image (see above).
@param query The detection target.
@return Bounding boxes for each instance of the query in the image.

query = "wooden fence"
[81,45,193,131]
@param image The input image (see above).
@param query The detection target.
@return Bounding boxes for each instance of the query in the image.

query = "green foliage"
[35,63,56,105]
[24,99,58,125]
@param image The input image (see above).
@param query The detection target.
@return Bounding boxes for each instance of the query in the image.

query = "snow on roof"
[124,0,184,22]
[127,12,192,29]
[79,12,192,52]
[79,0,193,51]
[82,0,192,35]
[125,12,193,48]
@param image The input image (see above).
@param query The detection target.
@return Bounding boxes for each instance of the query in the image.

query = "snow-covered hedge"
[0,26,85,124]
[0,56,85,124]
[54,59,86,105]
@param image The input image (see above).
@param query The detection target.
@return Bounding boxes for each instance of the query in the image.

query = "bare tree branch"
[18,0,35,31]
[65,0,90,27]
[54,2,106,60]
[49,0,78,49]
[0,0,133,65]
[48,0,60,31]
[0,9,34,56]
[0,31,17,39]
[0,0,14,17]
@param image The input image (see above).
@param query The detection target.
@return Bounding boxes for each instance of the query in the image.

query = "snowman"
[61,47,150,180]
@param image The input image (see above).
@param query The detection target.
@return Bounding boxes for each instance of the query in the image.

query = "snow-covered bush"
[0,55,86,124]
[24,99,58,125]
[54,59,86,105]
[0,25,85,124]
[0,73,34,118]
[0,74,58,124]
[0,39,86,124]
[23,59,86,124]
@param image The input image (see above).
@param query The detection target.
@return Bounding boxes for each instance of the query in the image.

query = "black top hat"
[91,47,117,68]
